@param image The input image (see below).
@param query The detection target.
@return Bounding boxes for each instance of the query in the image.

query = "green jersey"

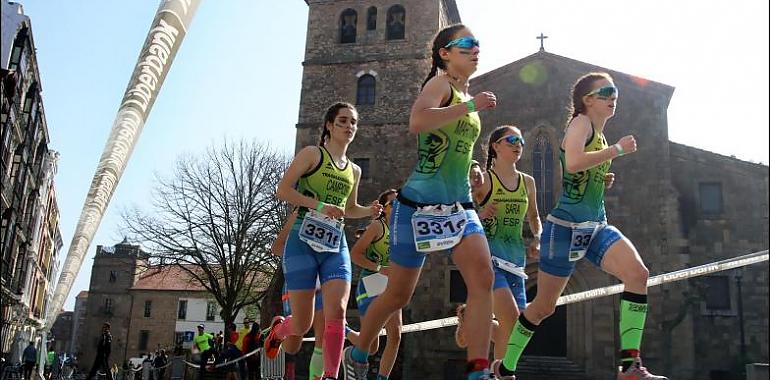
[296,146,355,220]
[401,84,480,204]
[479,171,528,264]
[552,127,611,222]
[363,218,390,274]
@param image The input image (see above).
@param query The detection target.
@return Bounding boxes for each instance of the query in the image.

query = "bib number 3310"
[411,203,467,252]
[299,211,343,253]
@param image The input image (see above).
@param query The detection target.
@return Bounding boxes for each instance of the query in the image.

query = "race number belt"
[546,215,604,262]
[299,210,343,253]
[358,273,389,301]
[491,257,528,279]
[411,202,468,252]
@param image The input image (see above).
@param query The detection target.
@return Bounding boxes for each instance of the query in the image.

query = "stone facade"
[1,1,62,362]
[296,1,769,379]
[80,242,251,368]
[80,241,148,369]
[50,311,73,354]
[70,291,87,356]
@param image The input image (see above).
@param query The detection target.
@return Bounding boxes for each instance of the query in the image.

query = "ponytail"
[421,24,468,89]
[566,72,613,129]
[485,144,496,171]
[421,62,439,89]
[318,129,330,147]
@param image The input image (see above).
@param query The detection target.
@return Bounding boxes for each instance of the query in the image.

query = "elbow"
[408,115,423,134]
[276,185,289,202]
[565,162,580,174]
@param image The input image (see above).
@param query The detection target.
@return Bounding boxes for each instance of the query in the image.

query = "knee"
[384,289,413,310]
[466,266,494,294]
[292,316,313,335]
[324,303,347,321]
[623,264,649,287]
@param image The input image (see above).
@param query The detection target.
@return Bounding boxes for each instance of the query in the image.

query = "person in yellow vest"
[193,324,214,380]
[235,318,251,380]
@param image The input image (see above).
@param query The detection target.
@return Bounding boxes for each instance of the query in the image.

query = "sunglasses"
[497,135,525,146]
[585,86,618,98]
[444,36,480,49]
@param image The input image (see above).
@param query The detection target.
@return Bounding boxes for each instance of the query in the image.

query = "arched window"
[386,5,406,40]
[356,75,376,105]
[366,7,377,31]
[532,133,554,215]
[339,8,357,44]
[8,27,28,71]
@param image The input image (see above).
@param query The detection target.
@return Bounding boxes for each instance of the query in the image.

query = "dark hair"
[377,189,397,206]
[567,72,613,125]
[248,322,260,338]
[421,24,468,89]
[485,125,521,171]
[103,322,111,329]
[376,188,398,219]
[320,102,357,146]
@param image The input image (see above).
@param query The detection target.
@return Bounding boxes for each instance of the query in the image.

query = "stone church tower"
[295,2,467,378]
[296,2,769,379]
[295,0,461,202]
[80,240,148,368]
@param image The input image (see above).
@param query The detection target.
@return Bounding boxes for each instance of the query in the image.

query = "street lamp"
[735,268,747,362]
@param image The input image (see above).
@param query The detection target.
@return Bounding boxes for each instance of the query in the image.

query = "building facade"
[295,1,769,379]
[50,311,73,355]
[69,291,87,356]
[80,241,250,368]
[1,0,62,362]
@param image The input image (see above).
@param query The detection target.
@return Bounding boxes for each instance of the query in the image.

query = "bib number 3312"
[299,211,343,253]
[411,203,467,252]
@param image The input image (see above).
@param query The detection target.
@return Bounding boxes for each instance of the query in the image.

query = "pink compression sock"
[322,318,345,378]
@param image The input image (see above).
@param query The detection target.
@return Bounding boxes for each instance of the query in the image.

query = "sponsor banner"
[47,0,201,328]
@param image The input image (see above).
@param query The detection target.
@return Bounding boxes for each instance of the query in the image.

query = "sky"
[15,0,768,311]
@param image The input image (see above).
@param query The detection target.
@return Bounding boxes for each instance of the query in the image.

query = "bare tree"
[123,139,290,326]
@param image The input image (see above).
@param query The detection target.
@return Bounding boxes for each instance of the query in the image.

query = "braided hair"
[421,24,468,89]
[485,125,521,171]
[319,102,357,146]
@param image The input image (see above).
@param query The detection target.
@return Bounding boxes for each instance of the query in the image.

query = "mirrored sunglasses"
[497,135,525,146]
[444,36,480,49]
[585,86,618,98]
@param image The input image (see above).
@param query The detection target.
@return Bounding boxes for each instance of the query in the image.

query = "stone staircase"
[514,356,586,380]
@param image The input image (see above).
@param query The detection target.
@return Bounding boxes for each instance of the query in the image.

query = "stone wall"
[670,142,769,379]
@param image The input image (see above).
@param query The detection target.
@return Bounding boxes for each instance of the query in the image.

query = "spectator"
[152,350,167,380]
[85,322,113,380]
[241,322,262,380]
[22,341,37,380]
[193,324,214,380]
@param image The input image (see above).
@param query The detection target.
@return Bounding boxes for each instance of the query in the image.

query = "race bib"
[299,211,343,253]
[361,273,388,298]
[411,203,468,252]
[568,222,602,261]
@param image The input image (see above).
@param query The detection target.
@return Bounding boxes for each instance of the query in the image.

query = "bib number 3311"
[299,211,343,253]
[411,203,467,252]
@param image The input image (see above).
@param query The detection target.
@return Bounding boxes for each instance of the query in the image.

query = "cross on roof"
[537,32,548,52]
